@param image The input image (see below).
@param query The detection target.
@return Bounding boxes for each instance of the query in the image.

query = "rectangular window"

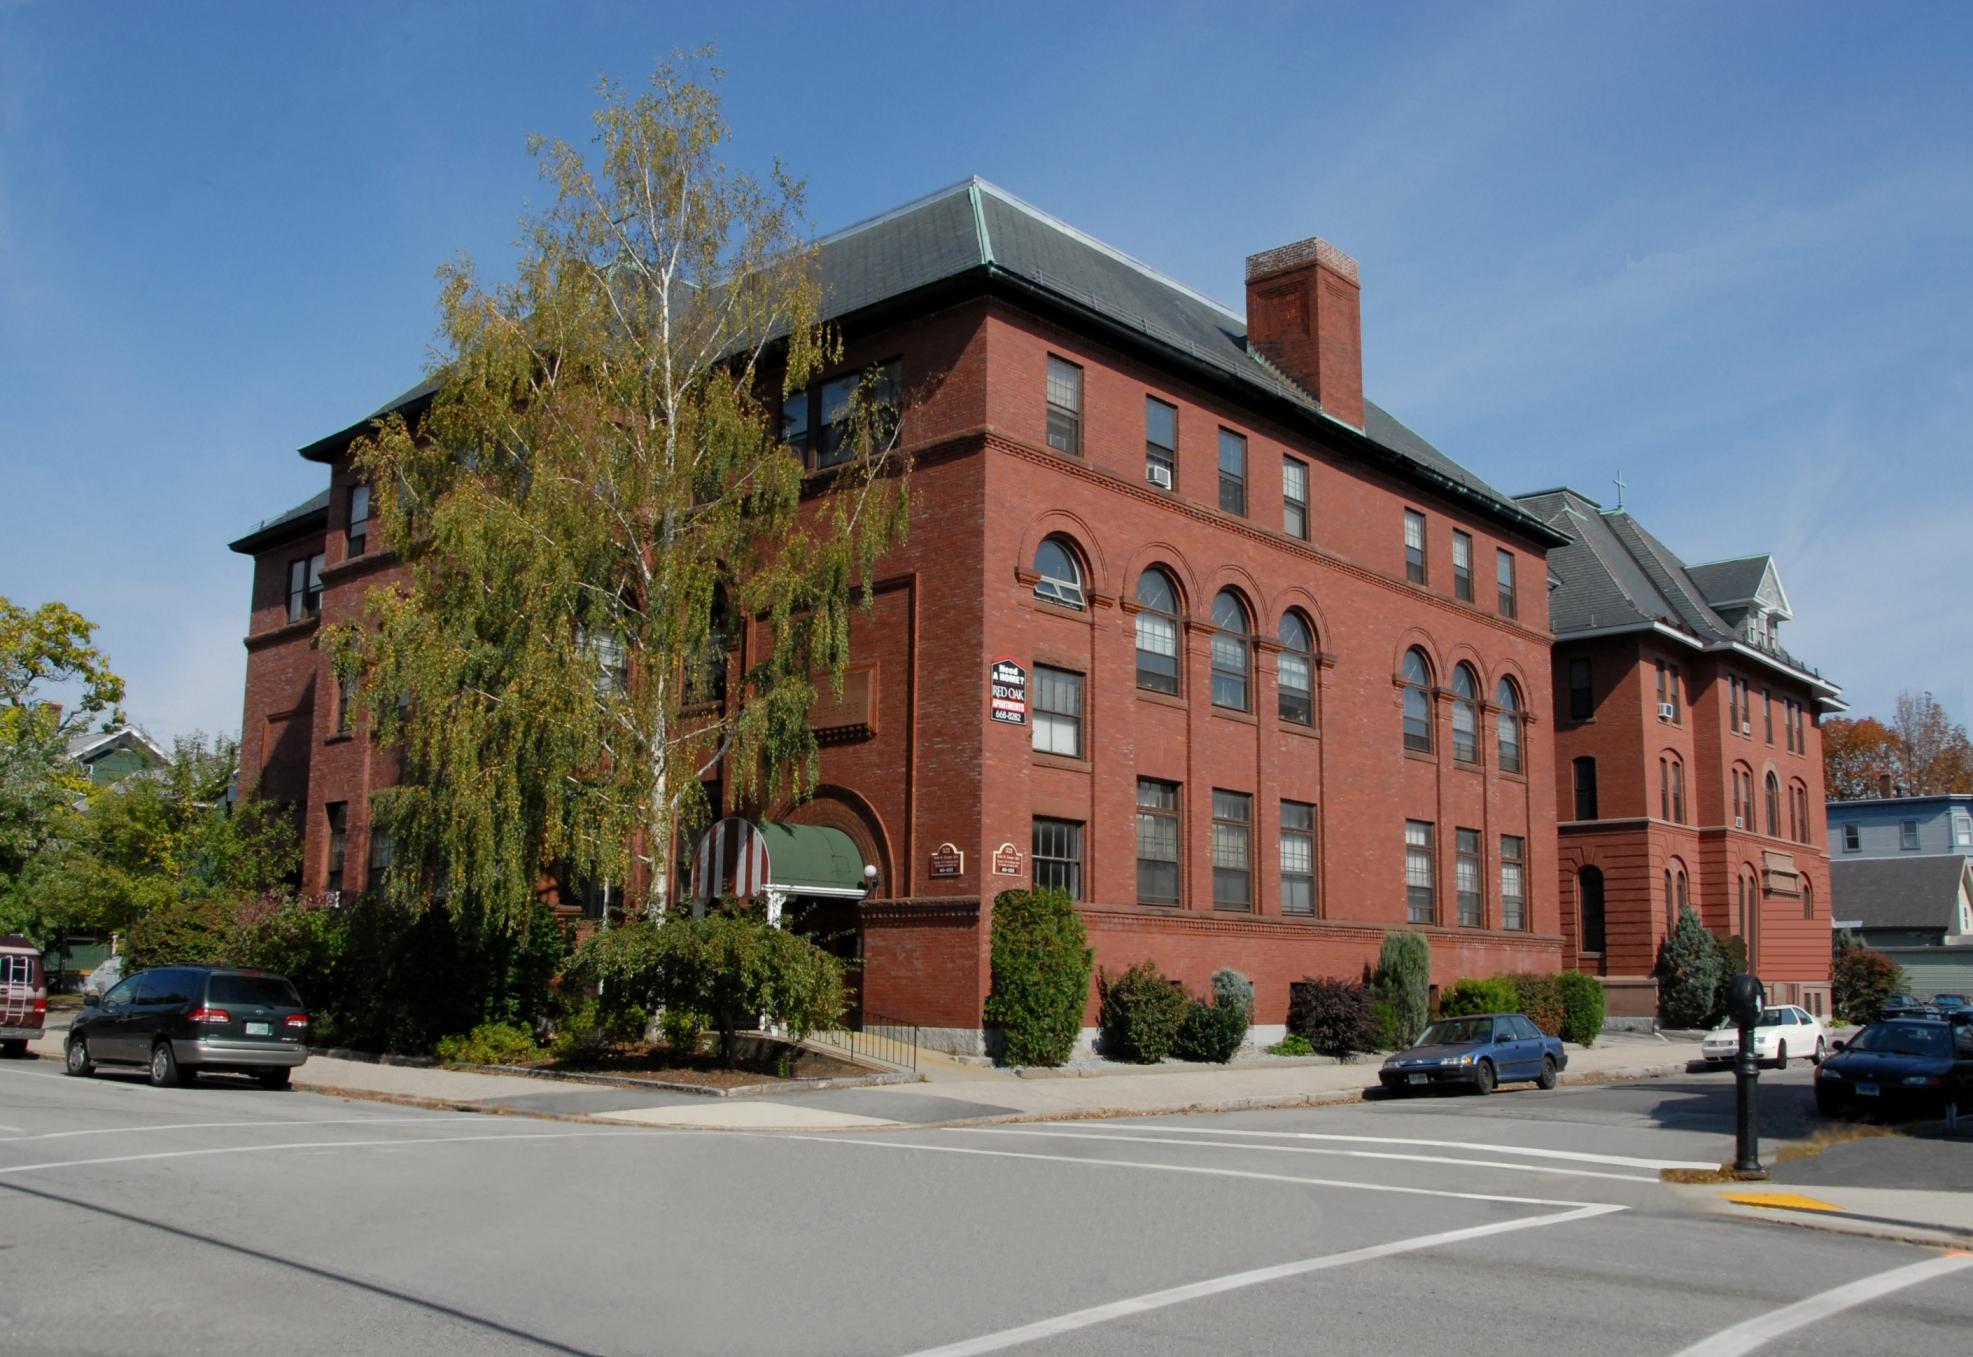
[814,359,902,468]
[1452,531,1473,602]
[1146,397,1177,485]
[1136,779,1181,906]
[1031,666,1083,758]
[1672,760,1685,824]
[336,672,357,735]
[1842,823,1860,853]
[779,384,812,456]
[1045,356,1082,455]
[1901,820,1920,851]
[1455,828,1483,927]
[1217,429,1247,516]
[1568,658,1594,721]
[347,484,371,557]
[1500,836,1526,931]
[1280,802,1316,916]
[1211,790,1252,911]
[286,552,325,623]
[1659,758,1670,821]
[1573,757,1599,821]
[1404,820,1436,924]
[1954,812,1973,848]
[1404,510,1427,584]
[1277,644,1313,727]
[1282,457,1308,539]
[1764,690,1773,744]
[1656,660,1682,721]
[325,802,348,894]
[366,827,394,890]
[1496,549,1516,618]
[1135,606,1180,694]
[1031,818,1084,900]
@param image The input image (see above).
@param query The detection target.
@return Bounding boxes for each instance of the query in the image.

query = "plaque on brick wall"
[930,843,965,878]
[988,658,1027,725]
[992,842,1024,877]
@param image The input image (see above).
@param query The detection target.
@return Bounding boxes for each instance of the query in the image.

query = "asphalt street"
[3,1053,1969,1357]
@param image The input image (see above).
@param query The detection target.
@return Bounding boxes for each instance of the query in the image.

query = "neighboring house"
[1827,793,1973,861]
[1830,852,1973,1000]
[65,725,169,785]
[229,177,1573,1053]
[1517,488,1841,1019]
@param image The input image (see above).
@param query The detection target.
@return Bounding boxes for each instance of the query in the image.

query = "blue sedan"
[1379,1013,1568,1096]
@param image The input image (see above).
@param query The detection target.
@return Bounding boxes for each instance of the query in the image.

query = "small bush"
[1658,905,1722,1029]
[1172,998,1248,1063]
[1557,971,1606,1046]
[658,1007,705,1057]
[1098,961,1192,1063]
[1833,947,1904,1025]
[1439,976,1520,1018]
[1212,969,1255,1021]
[1509,973,1566,1036]
[1268,1032,1314,1057]
[1374,932,1432,1047]
[1368,990,1406,1050]
[1287,977,1378,1061]
[435,1022,537,1066]
[983,888,1093,1067]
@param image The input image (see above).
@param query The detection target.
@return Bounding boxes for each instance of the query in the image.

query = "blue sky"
[3,1,1969,740]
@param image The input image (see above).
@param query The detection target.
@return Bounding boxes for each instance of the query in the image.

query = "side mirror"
[82,992,101,1008]
[1831,1039,1846,1052]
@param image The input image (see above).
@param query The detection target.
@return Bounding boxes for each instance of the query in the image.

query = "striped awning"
[688,818,869,901]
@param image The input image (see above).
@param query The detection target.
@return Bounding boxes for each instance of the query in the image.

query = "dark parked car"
[1379,1013,1567,1095]
[66,965,310,1089]
[1814,1015,1973,1117]
[1879,994,1938,1020]
[1930,993,1972,1014]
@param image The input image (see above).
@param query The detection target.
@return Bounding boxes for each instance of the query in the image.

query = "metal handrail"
[808,1011,918,1073]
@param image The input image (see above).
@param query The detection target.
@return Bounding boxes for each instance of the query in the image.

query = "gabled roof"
[1685,556,1771,608]
[1515,487,1838,700]
[66,725,170,769]
[227,489,330,556]
[1831,854,1973,931]
[279,177,1560,546]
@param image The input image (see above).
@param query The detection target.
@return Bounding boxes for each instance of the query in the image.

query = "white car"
[1700,1004,1827,1068]
[81,954,123,997]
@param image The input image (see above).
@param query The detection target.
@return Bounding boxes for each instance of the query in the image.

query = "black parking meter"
[1729,973,1766,1176]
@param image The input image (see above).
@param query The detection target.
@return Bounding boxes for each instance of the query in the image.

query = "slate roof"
[276,177,1558,544]
[1831,855,1973,931]
[227,488,330,555]
[1685,556,1772,609]
[1514,486,1836,695]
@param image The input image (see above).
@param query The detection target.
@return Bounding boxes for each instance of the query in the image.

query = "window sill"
[1403,749,1438,766]
[1136,689,1187,712]
[324,733,354,746]
[1210,706,1258,727]
[1280,721,1320,741]
[1033,752,1092,773]
[1497,769,1528,784]
[1453,757,1485,773]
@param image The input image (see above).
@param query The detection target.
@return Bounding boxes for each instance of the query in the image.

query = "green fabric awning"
[689,817,869,899]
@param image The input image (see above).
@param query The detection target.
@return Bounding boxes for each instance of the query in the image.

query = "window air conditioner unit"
[1742,721,1753,736]
[1146,464,1172,490]
[1734,816,1745,829]
[323,890,343,909]
[1658,702,1676,720]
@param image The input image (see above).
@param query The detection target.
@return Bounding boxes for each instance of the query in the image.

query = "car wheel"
[1774,1041,1788,1071]
[1813,1037,1826,1065]
[1473,1059,1497,1095]
[65,1035,93,1078]
[1536,1056,1558,1090]
[148,1041,181,1089]
[257,1067,291,1091]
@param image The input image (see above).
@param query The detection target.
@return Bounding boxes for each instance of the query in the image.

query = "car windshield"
[1933,995,1969,1006]
[1848,1023,1949,1058]
[1416,1019,1493,1047]
[1755,1009,1786,1027]
[208,974,302,1008]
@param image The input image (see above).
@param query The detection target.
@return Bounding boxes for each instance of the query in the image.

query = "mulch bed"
[531,1040,868,1089]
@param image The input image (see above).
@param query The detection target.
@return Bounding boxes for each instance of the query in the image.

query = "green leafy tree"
[1832,947,1904,1025]
[1372,931,1432,1047]
[1657,905,1723,1029]
[330,54,909,931]
[983,887,1092,1067]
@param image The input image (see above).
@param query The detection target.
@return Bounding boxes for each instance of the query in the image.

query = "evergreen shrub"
[1099,961,1191,1063]
[1374,932,1432,1047]
[1556,970,1606,1046]
[982,887,1092,1067]
[1658,905,1723,1029]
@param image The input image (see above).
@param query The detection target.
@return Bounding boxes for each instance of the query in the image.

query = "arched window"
[1579,866,1606,955]
[1402,649,1434,753]
[1210,590,1251,711]
[1450,664,1480,763]
[1033,537,1085,610]
[1277,612,1314,726]
[1664,869,1675,933]
[1803,877,1815,922]
[1496,678,1523,774]
[1765,772,1780,837]
[1134,568,1180,694]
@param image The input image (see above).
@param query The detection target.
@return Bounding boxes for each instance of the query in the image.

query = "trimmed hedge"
[1099,960,1191,1063]
[1287,977,1378,1061]
[1509,973,1566,1036]
[1172,999,1248,1063]
[983,887,1093,1067]
[1438,975,1519,1018]
[1557,970,1606,1046]
[1439,970,1606,1046]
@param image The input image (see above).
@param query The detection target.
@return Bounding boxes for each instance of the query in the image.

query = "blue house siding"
[1828,794,1973,860]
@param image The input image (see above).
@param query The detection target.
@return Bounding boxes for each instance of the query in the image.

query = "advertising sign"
[989,658,1028,725]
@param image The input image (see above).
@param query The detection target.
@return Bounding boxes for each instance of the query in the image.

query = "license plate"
[1408,1073,1428,1085]
[1856,1082,1879,1097]
[245,1021,270,1036]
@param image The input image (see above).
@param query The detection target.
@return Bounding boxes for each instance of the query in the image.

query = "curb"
[461,1062,922,1099]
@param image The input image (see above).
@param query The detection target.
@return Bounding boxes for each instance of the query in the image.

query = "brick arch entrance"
[776,788,894,1018]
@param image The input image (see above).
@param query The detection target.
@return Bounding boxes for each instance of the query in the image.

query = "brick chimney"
[1244,236,1364,429]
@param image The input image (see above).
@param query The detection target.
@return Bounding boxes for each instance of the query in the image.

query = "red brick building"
[1516,489,1841,1020]
[231,179,1576,1051]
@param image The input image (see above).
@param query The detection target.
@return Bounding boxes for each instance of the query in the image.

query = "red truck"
[1,934,48,1057]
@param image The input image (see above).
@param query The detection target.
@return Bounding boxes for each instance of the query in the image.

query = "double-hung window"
[1404,821,1436,924]
[1455,828,1483,927]
[1496,550,1516,619]
[1145,397,1177,486]
[1404,510,1427,584]
[1031,818,1083,899]
[1280,802,1316,916]
[1210,591,1250,711]
[1045,357,1082,455]
[347,484,371,557]
[1277,613,1314,727]
[1032,666,1083,758]
[1452,531,1473,601]
[1282,457,1308,539]
[1500,836,1526,930]
[1211,790,1252,911]
[1217,429,1247,516]
[1567,658,1594,721]
[1136,779,1181,906]
[1901,820,1920,851]
[1842,823,1860,853]
[366,826,395,890]
[784,359,903,469]
[287,552,325,623]
[1573,757,1598,820]
[325,802,349,895]
[1134,569,1181,694]
[1954,812,1973,849]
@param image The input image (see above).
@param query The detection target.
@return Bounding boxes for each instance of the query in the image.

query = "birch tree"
[333,55,908,930]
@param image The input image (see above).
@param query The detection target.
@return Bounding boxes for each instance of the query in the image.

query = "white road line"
[0,1115,487,1144]
[1670,1253,1973,1356]
[950,1127,1659,1183]
[1096,1123,1719,1171]
[0,1128,661,1177]
[896,1202,1624,1357]
[772,1133,1609,1209]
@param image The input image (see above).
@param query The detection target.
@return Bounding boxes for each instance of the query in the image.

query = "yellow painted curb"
[1721,1191,1844,1213]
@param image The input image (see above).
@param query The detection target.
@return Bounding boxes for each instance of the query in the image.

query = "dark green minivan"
[66,965,310,1089]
